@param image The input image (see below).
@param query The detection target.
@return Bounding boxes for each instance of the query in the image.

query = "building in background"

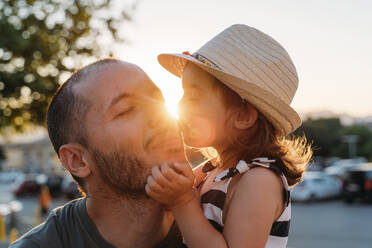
[0,129,63,176]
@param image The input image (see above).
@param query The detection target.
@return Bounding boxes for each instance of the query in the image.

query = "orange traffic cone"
[9,228,18,244]
[0,213,5,242]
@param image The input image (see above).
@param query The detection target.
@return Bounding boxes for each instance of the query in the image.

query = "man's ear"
[59,143,92,179]
[233,104,258,130]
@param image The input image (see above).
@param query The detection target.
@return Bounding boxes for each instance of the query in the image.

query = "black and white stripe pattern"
[198,158,291,248]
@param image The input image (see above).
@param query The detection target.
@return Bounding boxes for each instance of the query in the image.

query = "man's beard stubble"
[90,149,153,199]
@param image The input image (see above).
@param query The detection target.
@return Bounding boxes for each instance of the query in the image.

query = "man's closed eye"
[115,107,135,118]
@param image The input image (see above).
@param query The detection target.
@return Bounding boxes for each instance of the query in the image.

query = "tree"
[0,0,135,132]
[340,125,372,161]
[295,117,372,161]
[295,118,343,158]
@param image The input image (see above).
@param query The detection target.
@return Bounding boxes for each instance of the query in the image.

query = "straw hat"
[158,24,301,136]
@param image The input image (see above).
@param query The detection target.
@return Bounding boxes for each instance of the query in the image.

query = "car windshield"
[366,171,372,180]
[297,181,306,187]
[309,178,326,183]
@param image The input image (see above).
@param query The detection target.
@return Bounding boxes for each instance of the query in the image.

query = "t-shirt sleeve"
[9,237,40,248]
[8,211,61,248]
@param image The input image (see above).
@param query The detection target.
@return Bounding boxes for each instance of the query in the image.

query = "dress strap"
[202,161,215,173]
[213,158,291,206]
[214,158,275,182]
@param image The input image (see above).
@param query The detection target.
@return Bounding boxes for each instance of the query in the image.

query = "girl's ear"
[233,104,258,130]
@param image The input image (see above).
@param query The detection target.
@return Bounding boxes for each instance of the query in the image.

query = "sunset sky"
[112,0,372,117]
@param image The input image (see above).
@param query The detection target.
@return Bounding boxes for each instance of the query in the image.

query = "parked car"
[46,174,64,197]
[324,158,367,180]
[343,163,372,203]
[12,173,47,197]
[291,172,342,202]
[0,170,24,184]
[61,176,81,199]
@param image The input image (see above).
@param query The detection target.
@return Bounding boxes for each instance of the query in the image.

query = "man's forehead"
[74,62,157,100]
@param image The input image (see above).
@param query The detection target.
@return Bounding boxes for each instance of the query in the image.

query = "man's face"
[77,62,184,196]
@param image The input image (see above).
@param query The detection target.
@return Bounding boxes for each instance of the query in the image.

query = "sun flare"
[165,101,179,119]
[157,83,183,120]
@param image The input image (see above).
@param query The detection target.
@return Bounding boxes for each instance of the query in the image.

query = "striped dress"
[197,157,291,248]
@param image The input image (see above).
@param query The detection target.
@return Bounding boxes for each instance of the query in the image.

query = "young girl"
[145,24,312,248]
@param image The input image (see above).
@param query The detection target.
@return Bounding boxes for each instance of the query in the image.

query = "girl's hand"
[145,162,196,209]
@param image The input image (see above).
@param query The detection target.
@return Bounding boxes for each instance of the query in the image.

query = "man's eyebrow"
[109,92,131,108]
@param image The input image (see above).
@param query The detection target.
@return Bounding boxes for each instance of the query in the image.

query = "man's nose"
[146,102,171,128]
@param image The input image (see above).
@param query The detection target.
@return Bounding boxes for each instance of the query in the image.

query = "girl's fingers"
[174,162,194,180]
[145,184,160,198]
[145,184,166,202]
[160,163,194,191]
[147,175,164,192]
[152,166,172,187]
[177,174,194,187]
[160,163,182,182]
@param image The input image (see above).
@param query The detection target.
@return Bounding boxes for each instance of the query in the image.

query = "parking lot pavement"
[0,195,69,248]
[1,196,371,248]
[288,200,372,248]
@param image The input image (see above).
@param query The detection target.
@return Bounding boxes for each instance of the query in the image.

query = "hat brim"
[158,53,301,136]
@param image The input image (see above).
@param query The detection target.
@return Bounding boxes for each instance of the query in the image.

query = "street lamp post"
[342,135,359,158]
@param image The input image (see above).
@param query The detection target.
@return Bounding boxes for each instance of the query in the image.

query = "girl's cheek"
[181,116,217,147]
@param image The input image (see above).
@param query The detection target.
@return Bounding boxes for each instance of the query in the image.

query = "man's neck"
[85,191,174,248]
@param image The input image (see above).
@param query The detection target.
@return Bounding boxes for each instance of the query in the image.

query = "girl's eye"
[185,88,201,100]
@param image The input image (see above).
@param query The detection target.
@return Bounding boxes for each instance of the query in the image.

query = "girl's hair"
[213,80,312,187]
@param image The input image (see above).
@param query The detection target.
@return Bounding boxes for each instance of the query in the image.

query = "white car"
[324,158,367,178]
[0,200,23,226]
[0,170,24,184]
[290,172,342,202]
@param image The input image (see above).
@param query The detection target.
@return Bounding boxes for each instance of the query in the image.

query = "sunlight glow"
[165,100,179,119]
[158,83,183,120]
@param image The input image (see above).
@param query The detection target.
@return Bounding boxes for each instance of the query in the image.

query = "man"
[10,58,186,247]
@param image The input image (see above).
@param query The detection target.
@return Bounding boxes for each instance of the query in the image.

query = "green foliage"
[295,118,372,161]
[0,0,135,132]
[341,125,372,161]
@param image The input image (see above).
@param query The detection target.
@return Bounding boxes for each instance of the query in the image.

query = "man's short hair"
[47,58,120,189]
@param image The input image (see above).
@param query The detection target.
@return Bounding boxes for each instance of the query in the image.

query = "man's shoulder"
[9,235,39,248]
[10,198,85,248]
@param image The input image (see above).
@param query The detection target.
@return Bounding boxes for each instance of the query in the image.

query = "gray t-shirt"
[10,197,182,248]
